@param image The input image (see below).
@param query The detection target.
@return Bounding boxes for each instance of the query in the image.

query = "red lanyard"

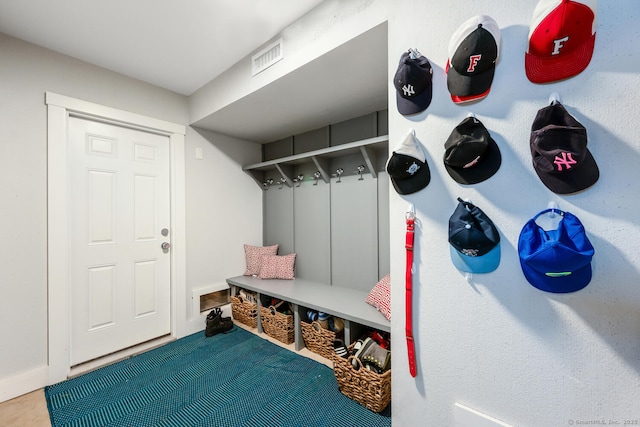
[405,213,417,377]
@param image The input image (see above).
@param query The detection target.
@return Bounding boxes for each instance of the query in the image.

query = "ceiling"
[0,0,326,95]
[192,22,389,143]
[0,0,389,143]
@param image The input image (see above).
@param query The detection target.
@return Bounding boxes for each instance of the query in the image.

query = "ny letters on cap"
[446,15,501,104]
[530,101,599,194]
[525,0,597,83]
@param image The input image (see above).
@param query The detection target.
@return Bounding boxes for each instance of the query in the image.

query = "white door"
[68,116,171,366]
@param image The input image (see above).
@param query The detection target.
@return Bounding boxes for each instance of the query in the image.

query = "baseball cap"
[393,49,433,116]
[386,130,431,195]
[448,198,500,274]
[443,115,501,184]
[518,208,594,293]
[446,15,501,104]
[530,101,599,194]
[525,0,597,84]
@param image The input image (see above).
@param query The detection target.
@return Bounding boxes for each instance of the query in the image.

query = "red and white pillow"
[258,253,297,280]
[366,274,391,320]
[243,244,279,276]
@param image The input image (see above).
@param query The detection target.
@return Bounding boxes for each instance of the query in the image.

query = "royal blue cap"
[518,209,594,293]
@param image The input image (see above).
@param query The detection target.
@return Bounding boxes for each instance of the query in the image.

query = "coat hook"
[549,92,561,106]
[312,171,321,185]
[355,165,365,180]
[278,177,287,189]
[547,201,559,218]
[262,178,274,190]
[332,168,344,183]
[293,174,304,187]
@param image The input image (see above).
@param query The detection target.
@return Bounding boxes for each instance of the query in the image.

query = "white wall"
[0,32,262,400]
[191,0,640,425]
[387,1,640,425]
[183,127,262,328]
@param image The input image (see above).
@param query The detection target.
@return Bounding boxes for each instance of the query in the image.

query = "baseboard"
[0,366,48,403]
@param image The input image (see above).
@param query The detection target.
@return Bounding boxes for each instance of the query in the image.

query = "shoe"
[333,340,348,358]
[357,337,390,372]
[205,308,234,337]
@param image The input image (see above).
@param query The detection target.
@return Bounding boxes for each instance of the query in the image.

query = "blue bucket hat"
[518,208,594,293]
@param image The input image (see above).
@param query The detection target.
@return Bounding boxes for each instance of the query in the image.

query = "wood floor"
[0,389,51,427]
[0,322,332,426]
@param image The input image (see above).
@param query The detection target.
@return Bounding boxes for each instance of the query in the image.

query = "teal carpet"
[45,327,391,427]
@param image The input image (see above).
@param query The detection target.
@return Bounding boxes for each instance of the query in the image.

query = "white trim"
[45,92,187,385]
[0,367,49,402]
[191,282,230,318]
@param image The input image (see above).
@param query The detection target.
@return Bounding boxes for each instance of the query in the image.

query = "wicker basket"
[260,305,294,344]
[301,321,336,359]
[333,345,391,413]
[230,295,258,328]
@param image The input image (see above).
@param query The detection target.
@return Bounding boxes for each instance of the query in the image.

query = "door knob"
[161,242,171,251]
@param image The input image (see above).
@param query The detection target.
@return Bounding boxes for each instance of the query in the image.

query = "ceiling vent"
[252,38,284,76]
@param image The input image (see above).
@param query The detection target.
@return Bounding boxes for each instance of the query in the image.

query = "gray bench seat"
[226,275,390,350]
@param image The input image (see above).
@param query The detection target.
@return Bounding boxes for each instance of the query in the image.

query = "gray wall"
[262,112,389,291]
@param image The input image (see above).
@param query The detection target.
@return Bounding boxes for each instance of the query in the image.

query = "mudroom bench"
[226,275,390,351]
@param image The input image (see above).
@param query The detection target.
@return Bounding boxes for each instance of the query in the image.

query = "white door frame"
[46,92,187,384]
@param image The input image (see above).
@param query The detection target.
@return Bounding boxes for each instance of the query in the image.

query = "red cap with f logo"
[525,0,597,84]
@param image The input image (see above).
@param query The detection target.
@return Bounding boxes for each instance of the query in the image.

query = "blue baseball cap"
[518,209,594,293]
[448,198,501,273]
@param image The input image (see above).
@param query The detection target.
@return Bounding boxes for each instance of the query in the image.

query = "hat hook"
[466,112,476,119]
[408,48,421,59]
[549,92,561,106]
[547,201,559,218]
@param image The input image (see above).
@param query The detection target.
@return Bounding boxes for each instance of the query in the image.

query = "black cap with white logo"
[386,130,431,195]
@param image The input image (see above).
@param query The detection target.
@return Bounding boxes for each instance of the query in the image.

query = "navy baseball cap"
[393,49,433,116]
[449,198,501,273]
[518,208,594,293]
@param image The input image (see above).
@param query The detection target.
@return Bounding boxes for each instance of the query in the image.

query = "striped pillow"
[366,274,391,320]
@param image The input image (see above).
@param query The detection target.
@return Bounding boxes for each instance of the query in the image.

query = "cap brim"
[396,84,433,116]
[389,161,431,195]
[534,148,599,194]
[450,243,500,274]
[447,62,495,104]
[444,136,502,184]
[520,259,592,293]
[525,34,595,84]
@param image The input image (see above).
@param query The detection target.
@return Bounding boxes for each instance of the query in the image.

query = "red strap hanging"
[405,212,417,377]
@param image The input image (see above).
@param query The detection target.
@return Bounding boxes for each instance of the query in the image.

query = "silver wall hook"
[332,168,344,183]
[278,177,287,189]
[262,178,274,190]
[293,174,304,187]
[355,165,365,180]
[312,171,321,186]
